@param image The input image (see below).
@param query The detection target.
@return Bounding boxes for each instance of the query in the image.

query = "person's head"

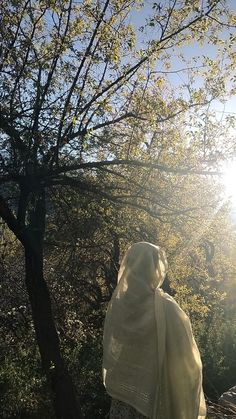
[117,242,168,299]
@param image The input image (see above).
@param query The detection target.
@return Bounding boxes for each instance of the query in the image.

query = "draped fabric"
[103,242,206,419]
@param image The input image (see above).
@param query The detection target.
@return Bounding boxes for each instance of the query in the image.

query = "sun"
[221,160,236,206]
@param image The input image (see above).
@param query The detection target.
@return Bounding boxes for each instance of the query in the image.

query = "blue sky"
[129,0,236,117]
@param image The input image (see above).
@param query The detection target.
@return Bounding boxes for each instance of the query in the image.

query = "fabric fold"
[103,242,206,419]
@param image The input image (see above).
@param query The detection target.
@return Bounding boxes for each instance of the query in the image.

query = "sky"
[128,1,236,215]
[129,0,236,118]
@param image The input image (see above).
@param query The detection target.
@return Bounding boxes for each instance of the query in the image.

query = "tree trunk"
[25,249,83,419]
[0,188,84,418]
[24,190,83,419]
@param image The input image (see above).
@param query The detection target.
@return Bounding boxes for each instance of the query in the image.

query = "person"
[102,242,206,419]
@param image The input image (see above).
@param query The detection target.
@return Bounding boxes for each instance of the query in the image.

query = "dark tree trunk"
[0,187,84,418]
[24,190,83,419]
[25,249,83,419]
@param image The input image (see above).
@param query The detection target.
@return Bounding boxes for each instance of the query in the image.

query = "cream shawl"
[102,242,206,419]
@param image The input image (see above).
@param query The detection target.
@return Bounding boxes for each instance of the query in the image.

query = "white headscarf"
[103,242,206,419]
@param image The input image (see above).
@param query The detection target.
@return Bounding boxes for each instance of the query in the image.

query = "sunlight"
[222,160,236,206]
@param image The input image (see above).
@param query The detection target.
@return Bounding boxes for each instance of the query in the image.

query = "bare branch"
[208,14,236,28]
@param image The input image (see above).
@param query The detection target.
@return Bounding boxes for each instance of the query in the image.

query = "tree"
[1,177,236,417]
[0,0,236,417]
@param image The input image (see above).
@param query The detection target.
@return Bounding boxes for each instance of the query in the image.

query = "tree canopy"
[1,1,236,418]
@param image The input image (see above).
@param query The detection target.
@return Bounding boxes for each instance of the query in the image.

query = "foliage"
[2,183,236,417]
[1,0,236,417]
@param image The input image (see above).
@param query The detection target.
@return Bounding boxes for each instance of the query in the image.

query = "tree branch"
[0,109,27,152]
[76,2,218,117]
[57,0,111,144]
[71,112,146,138]
[52,159,220,177]
[0,195,27,247]
[45,175,204,219]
